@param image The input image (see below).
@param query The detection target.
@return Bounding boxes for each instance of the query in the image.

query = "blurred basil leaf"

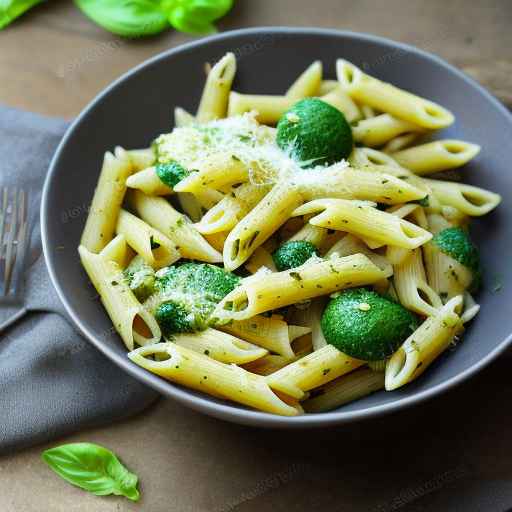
[74,0,169,37]
[42,442,140,501]
[164,0,234,34]
[0,0,44,29]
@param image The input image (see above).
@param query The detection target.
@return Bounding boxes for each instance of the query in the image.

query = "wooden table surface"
[1,1,511,511]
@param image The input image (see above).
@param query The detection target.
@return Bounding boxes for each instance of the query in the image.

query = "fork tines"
[0,187,29,299]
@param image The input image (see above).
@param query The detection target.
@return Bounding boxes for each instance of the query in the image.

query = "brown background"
[1,1,512,511]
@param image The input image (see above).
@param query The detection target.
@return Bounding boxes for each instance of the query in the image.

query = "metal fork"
[0,187,30,333]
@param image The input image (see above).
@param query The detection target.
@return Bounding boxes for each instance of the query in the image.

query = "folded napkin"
[0,105,159,454]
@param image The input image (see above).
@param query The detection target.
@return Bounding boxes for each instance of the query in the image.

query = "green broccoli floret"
[124,256,155,303]
[432,227,481,291]
[153,262,241,336]
[155,161,189,188]
[154,301,195,334]
[272,240,318,271]
[321,288,417,360]
[276,98,353,168]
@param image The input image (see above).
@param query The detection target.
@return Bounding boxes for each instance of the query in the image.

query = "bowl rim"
[41,26,512,428]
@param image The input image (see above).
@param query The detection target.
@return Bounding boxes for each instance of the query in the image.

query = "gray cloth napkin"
[0,105,159,454]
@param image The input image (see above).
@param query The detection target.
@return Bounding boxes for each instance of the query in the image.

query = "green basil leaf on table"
[164,0,234,34]
[0,0,44,30]
[41,442,140,501]
[74,0,169,38]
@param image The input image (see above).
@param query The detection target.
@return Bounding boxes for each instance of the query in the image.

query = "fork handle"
[0,307,28,335]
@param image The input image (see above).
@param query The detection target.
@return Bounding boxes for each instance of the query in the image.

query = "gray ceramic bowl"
[41,27,512,428]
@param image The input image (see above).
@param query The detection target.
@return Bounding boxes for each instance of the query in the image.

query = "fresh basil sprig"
[0,0,44,29]
[1,0,234,36]
[164,0,234,35]
[42,443,140,501]
[74,0,169,38]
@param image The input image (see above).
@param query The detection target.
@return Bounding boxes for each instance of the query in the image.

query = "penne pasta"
[213,254,389,321]
[79,244,161,350]
[116,209,180,269]
[221,314,295,359]
[127,148,155,171]
[196,52,236,122]
[424,179,501,216]
[303,368,385,412]
[80,53,499,415]
[385,296,463,390]
[320,85,361,123]
[128,190,222,263]
[171,328,268,364]
[293,199,432,249]
[352,113,424,147]
[228,92,296,124]
[286,61,322,99]
[392,140,480,175]
[223,182,303,270]
[393,248,443,316]
[337,59,454,129]
[80,148,134,253]
[266,345,364,399]
[195,183,270,235]
[174,106,196,127]
[128,343,300,416]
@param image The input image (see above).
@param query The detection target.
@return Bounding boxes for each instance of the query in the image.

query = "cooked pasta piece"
[318,79,339,96]
[383,132,422,153]
[99,233,133,268]
[128,190,222,263]
[424,179,501,216]
[460,291,480,324]
[293,199,432,249]
[303,368,385,412]
[362,203,420,250]
[171,328,268,364]
[81,148,134,253]
[115,209,180,269]
[79,244,161,350]
[195,183,270,235]
[228,92,296,124]
[337,59,454,129]
[393,248,443,316]
[288,223,328,247]
[392,140,480,175]
[223,182,303,270]
[174,153,249,194]
[266,345,364,399]
[126,166,172,196]
[423,240,473,300]
[128,343,300,415]
[196,52,236,122]
[174,106,195,127]
[298,168,427,204]
[204,230,229,253]
[214,254,389,322]
[385,296,463,390]
[127,148,155,171]
[286,61,322,99]
[221,314,295,359]
[326,234,393,277]
[359,103,377,119]
[320,85,361,123]
[352,114,423,147]
[242,354,293,376]
[245,246,277,274]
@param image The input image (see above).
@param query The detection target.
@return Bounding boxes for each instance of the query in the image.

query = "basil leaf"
[0,0,44,30]
[164,0,234,35]
[74,0,169,37]
[42,443,140,501]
